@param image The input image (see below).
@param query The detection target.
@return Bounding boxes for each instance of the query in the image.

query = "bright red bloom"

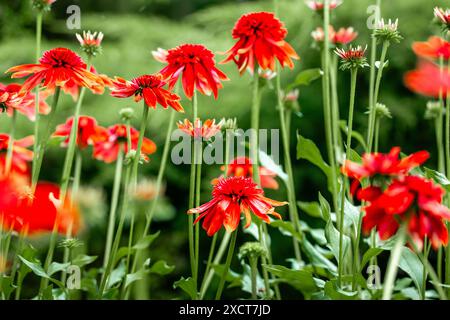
[412,36,450,60]
[188,176,286,236]
[157,44,228,99]
[0,86,25,114]
[360,176,450,250]
[177,118,223,139]
[0,83,50,121]
[7,48,105,96]
[333,27,358,45]
[213,157,279,190]
[110,74,184,112]
[342,147,429,180]
[335,45,367,61]
[0,179,81,236]
[222,12,299,74]
[93,124,157,163]
[0,134,34,176]
[404,60,450,98]
[53,116,106,150]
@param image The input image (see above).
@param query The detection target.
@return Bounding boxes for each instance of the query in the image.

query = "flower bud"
[76,31,104,58]
[58,238,83,250]
[238,242,267,261]
[374,103,392,119]
[373,19,403,44]
[32,0,56,12]
[425,101,443,120]
[119,108,135,121]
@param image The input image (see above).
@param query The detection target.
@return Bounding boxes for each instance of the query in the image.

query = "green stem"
[188,92,198,296]
[32,12,42,183]
[249,257,258,300]
[421,238,431,300]
[330,54,342,156]
[368,41,389,152]
[32,87,61,191]
[339,68,358,289]
[124,109,177,299]
[194,140,202,297]
[382,223,406,300]
[5,109,17,175]
[251,70,262,186]
[215,230,237,300]
[374,117,380,152]
[446,60,450,296]
[199,233,217,299]
[103,149,124,269]
[131,102,150,186]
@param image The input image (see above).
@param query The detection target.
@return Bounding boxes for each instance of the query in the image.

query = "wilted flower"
[335,45,369,70]
[188,176,286,236]
[76,31,104,57]
[373,19,402,43]
[222,12,299,74]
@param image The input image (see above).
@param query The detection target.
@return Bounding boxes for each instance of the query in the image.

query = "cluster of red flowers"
[311,25,358,45]
[343,147,450,250]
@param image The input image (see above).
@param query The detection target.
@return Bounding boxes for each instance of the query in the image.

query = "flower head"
[404,60,450,98]
[110,74,183,112]
[373,19,402,43]
[425,101,443,120]
[76,31,104,57]
[222,12,299,74]
[7,48,106,95]
[0,83,50,121]
[53,116,106,150]
[93,124,156,163]
[374,102,392,119]
[305,0,342,11]
[333,27,358,45]
[434,7,450,33]
[335,45,368,70]
[157,44,228,99]
[32,0,56,12]
[0,134,34,175]
[412,36,450,61]
[188,176,286,236]
[360,176,450,250]
[177,118,223,140]
[214,157,279,190]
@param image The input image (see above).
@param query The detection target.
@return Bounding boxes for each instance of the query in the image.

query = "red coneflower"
[342,147,429,181]
[333,27,358,45]
[359,176,450,250]
[156,44,228,99]
[110,74,184,112]
[7,48,105,95]
[404,60,450,98]
[177,118,223,140]
[0,134,34,175]
[412,36,450,61]
[0,83,50,121]
[335,45,368,69]
[305,0,343,11]
[93,124,156,163]
[53,116,106,150]
[222,12,299,74]
[76,30,104,57]
[213,157,279,190]
[434,7,450,30]
[188,176,286,236]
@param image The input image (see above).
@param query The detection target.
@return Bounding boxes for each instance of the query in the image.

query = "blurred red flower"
[0,83,50,121]
[188,176,286,236]
[213,157,279,190]
[305,0,342,11]
[342,147,429,180]
[412,36,450,60]
[0,134,34,176]
[157,44,228,99]
[222,12,299,74]
[404,60,450,98]
[359,176,450,250]
[7,48,105,96]
[177,118,223,139]
[111,74,183,112]
[53,115,106,150]
[93,124,156,163]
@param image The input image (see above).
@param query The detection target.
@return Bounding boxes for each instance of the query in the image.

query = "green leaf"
[270,220,302,240]
[124,269,146,289]
[339,121,368,151]
[72,255,98,268]
[18,256,48,279]
[298,201,322,218]
[173,277,197,300]
[107,261,126,289]
[264,265,318,297]
[149,260,175,276]
[399,247,424,295]
[301,238,337,274]
[324,219,351,263]
[48,262,71,277]
[114,247,134,266]
[324,279,358,300]
[133,231,160,250]
[360,248,384,271]
[297,135,331,179]
[318,192,331,222]
[424,167,450,191]
[41,285,54,300]
[287,68,323,89]
[0,275,15,298]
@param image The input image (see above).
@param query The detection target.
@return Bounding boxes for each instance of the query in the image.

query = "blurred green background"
[0,0,448,298]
